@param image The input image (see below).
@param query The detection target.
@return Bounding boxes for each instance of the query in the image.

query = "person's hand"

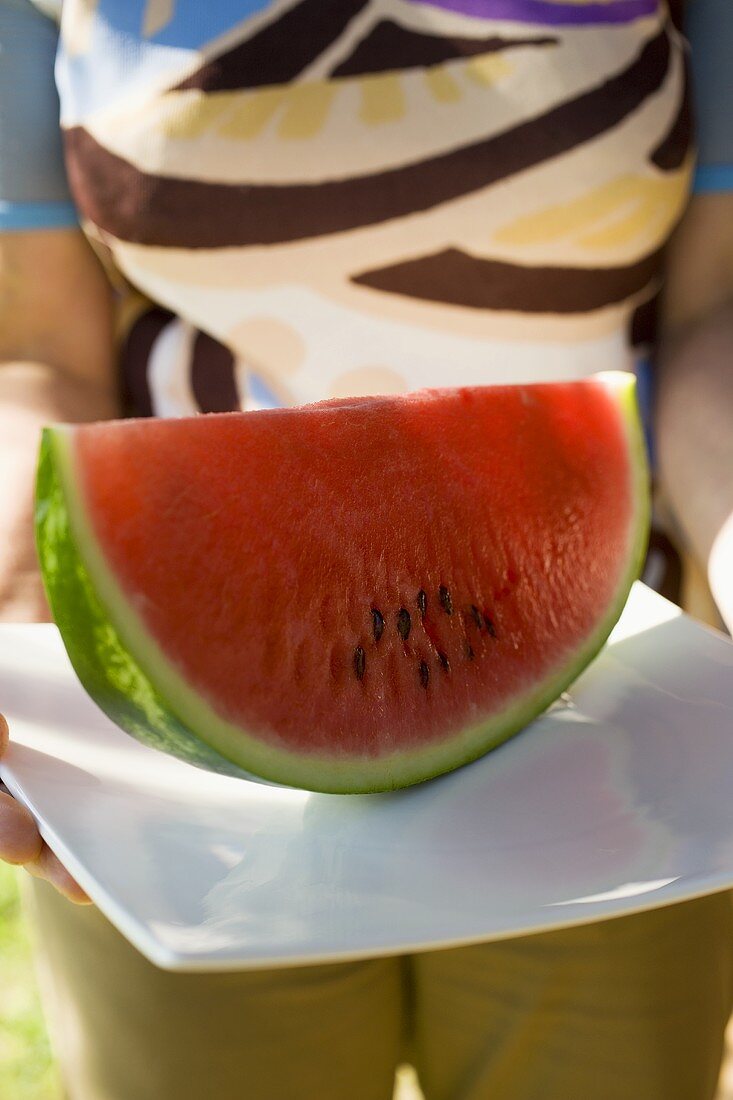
[0,713,90,903]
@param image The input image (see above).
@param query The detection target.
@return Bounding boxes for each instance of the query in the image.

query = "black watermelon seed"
[354,646,366,681]
[470,605,483,629]
[484,614,497,637]
[419,661,430,689]
[465,643,475,661]
[417,590,427,617]
[371,608,385,642]
[439,585,453,615]
[438,651,451,672]
[397,608,412,640]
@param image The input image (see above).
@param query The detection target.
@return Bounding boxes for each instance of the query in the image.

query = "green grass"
[0,865,61,1100]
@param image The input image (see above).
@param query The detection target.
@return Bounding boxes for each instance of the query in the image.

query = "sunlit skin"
[0,714,89,901]
[0,229,115,902]
[0,188,731,900]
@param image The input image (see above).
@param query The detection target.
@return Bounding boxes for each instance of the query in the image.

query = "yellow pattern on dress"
[278,83,337,140]
[219,88,288,139]
[158,94,228,139]
[142,0,175,38]
[424,68,463,104]
[359,74,407,125]
[464,54,512,86]
[495,163,693,253]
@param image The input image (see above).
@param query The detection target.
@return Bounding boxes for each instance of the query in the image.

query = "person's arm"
[655,194,733,631]
[654,0,733,630]
[0,229,118,617]
[0,0,118,901]
[0,226,118,901]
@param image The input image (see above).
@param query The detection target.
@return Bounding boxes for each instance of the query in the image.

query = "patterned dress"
[31,0,690,421]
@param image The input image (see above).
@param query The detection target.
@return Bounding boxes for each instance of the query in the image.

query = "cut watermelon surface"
[35,375,649,793]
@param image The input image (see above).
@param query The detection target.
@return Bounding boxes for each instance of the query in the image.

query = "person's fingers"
[26,843,91,905]
[0,715,91,904]
[0,714,47,864]
[0,789,43,864]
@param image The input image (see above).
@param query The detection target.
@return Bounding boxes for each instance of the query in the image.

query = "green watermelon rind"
[35,375,650,795]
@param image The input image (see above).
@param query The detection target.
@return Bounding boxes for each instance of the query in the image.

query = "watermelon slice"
[35,375,649,794]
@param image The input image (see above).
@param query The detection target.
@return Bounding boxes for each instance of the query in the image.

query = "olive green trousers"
[25,880,733,1100]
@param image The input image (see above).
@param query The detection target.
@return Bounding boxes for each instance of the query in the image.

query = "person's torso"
[55,0,691,414]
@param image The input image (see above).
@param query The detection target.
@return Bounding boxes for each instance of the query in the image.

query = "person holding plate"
[0,0,731,1096]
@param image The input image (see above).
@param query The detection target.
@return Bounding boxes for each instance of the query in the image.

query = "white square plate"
[1,584,732,971]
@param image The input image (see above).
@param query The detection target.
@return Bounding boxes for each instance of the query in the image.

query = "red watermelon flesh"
[35,376,648,793]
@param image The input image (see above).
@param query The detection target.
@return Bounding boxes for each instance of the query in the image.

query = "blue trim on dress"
[0,201,79,231]
[693,166,733,194]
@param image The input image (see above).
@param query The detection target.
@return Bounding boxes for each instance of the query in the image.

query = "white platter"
[1,583,732,971]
